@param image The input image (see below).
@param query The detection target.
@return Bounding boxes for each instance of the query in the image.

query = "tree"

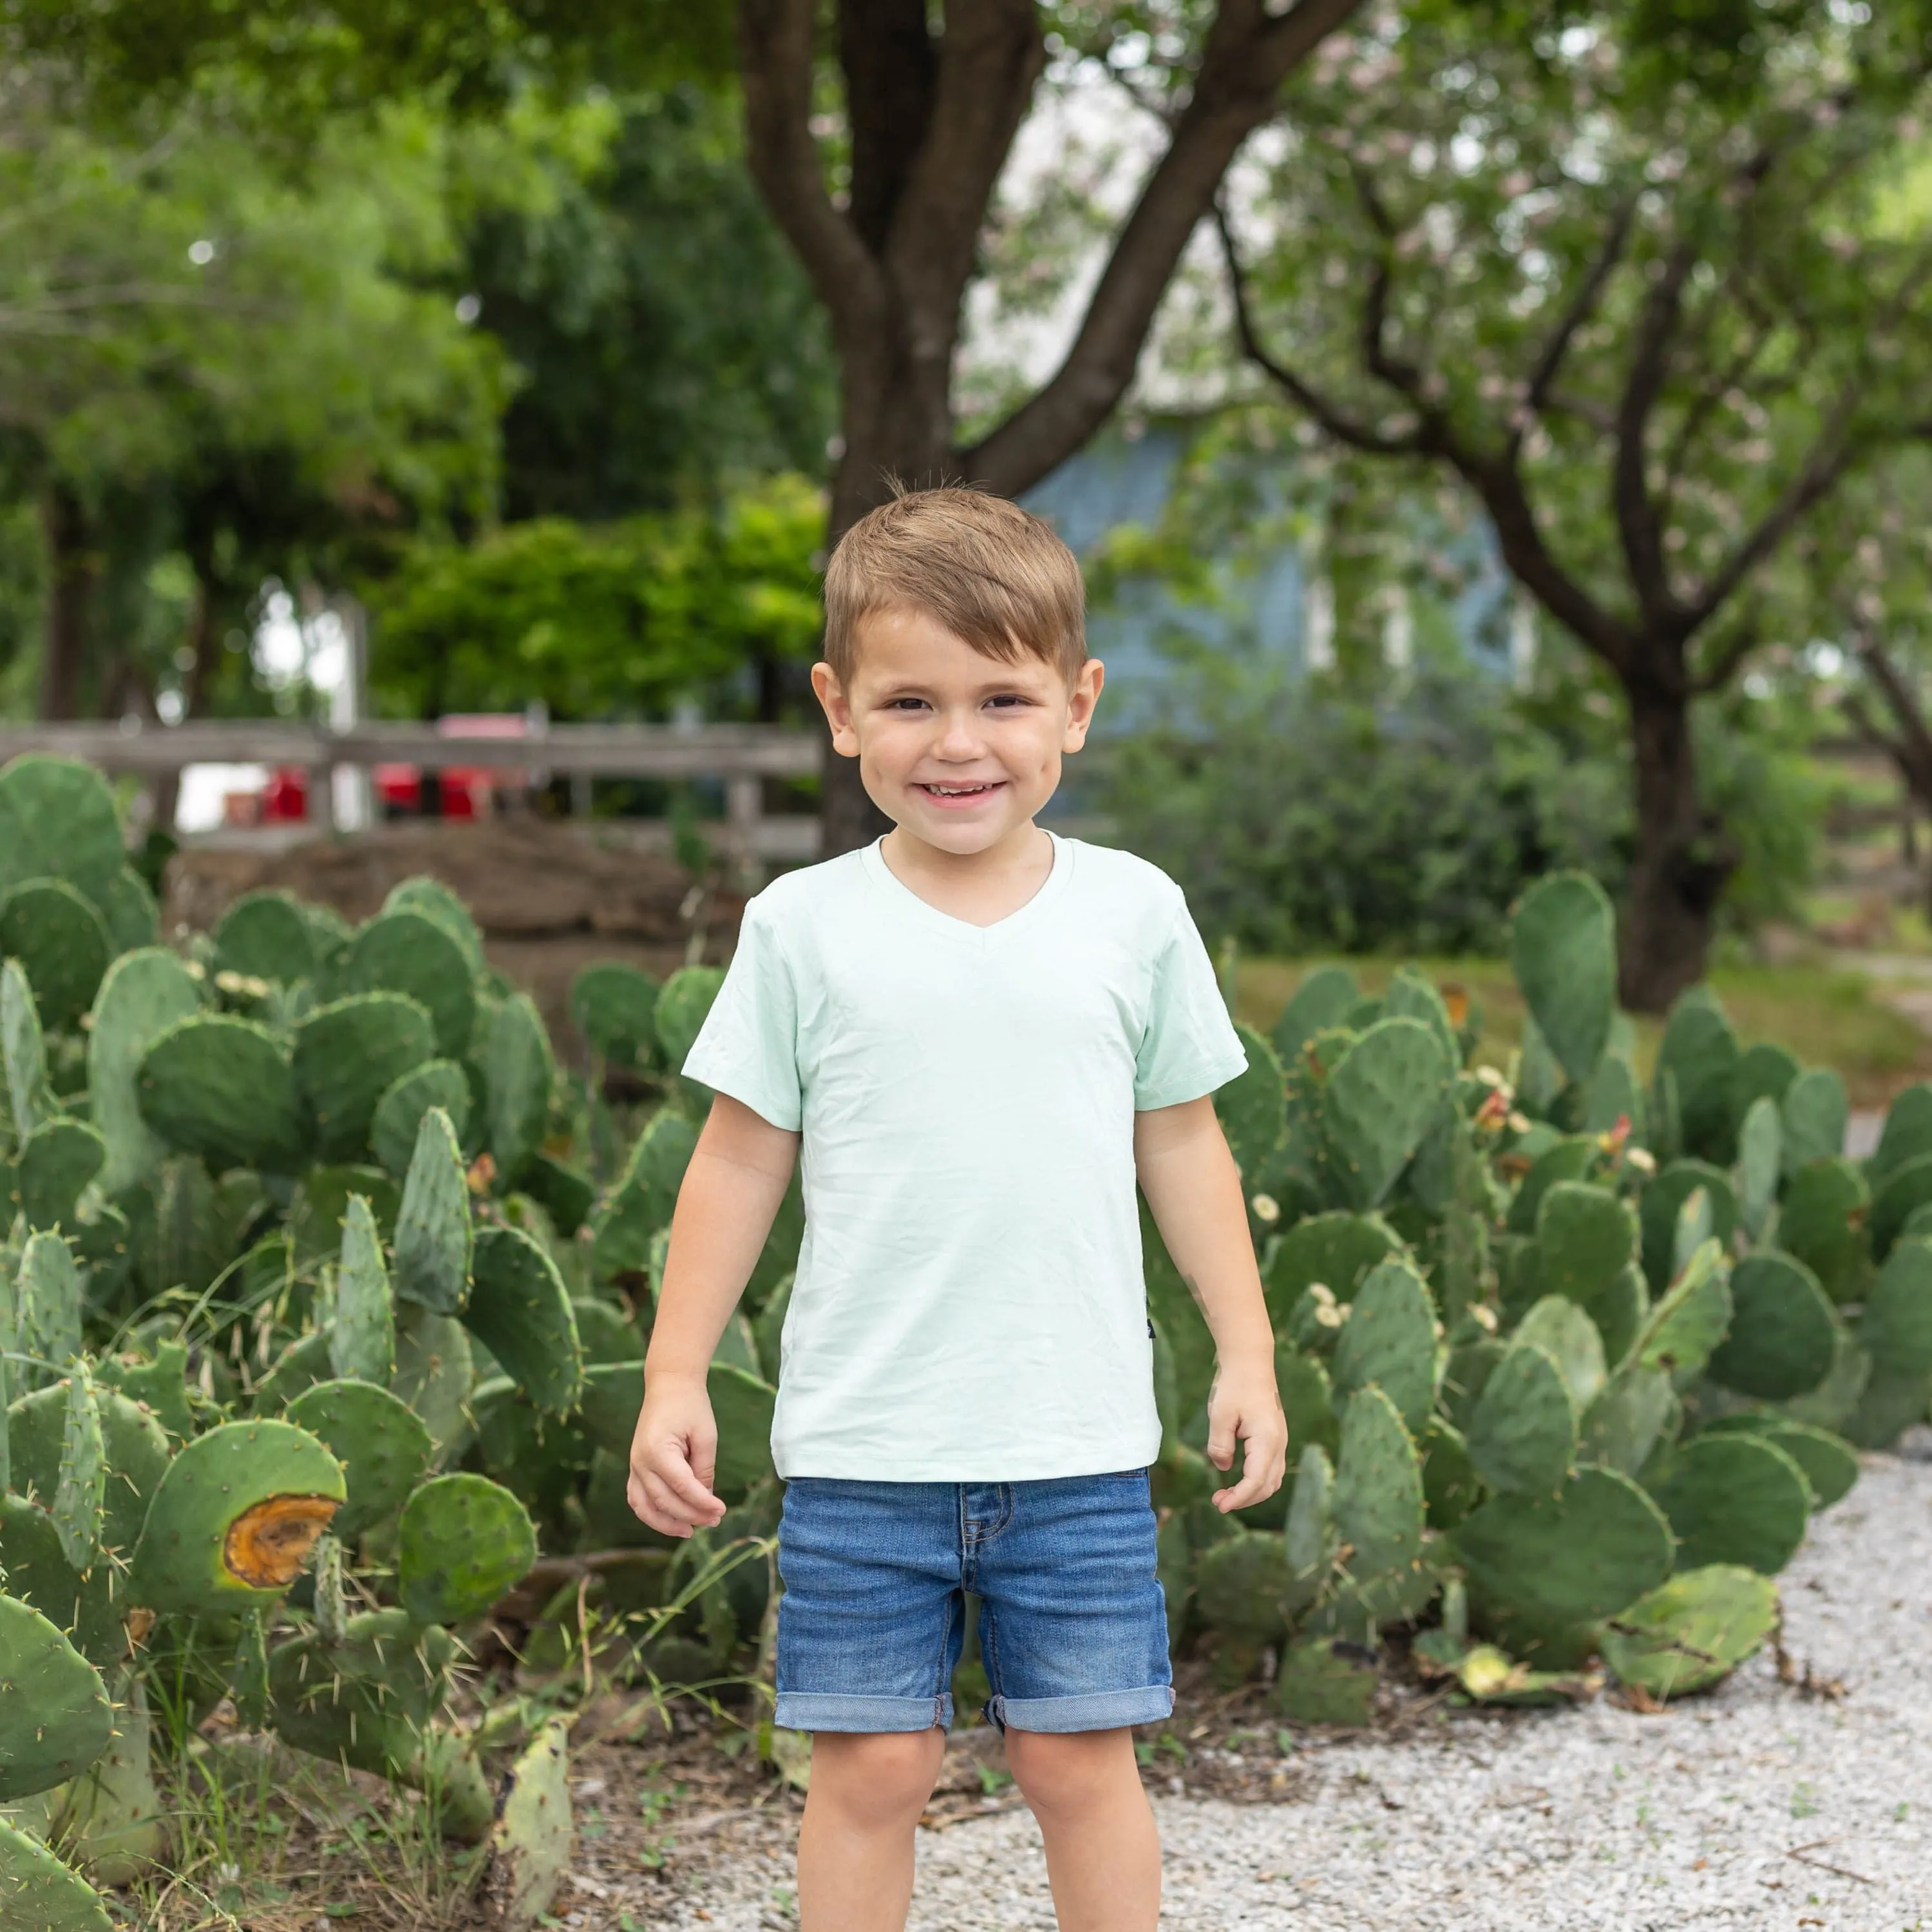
[1218,2,1932,1007]
[462,84,837,525]
[735,0,1366,851]
[0,96,507,719]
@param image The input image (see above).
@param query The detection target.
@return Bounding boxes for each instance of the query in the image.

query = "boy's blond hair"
[822,486,1086,687]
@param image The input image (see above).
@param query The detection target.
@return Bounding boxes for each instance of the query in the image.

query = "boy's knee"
[809,1729,944,1830]
[1003,1727,1137,1818]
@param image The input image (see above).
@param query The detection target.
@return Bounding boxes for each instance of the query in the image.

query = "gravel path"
[631,1435,1932,1932]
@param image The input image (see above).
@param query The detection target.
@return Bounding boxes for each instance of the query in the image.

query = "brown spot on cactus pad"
[222,1495,339,1589]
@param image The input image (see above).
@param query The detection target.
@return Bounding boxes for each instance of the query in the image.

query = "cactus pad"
[1776,1157,1869,1305]
[1639,1160,1737,1291]
[0,1815,115,1931]
[1635,1238,1732,1388]
[1420,1418,1482,1530]
[571,961,660,1069]
[1323,1018,1452,1210]
[464,1225,583,1416]
[1600,1564,1779,1700]
[19,1229,84,1375]
[1578,1365,1677,1475]
[86,949,203,1196]
[0,1495,122,1664]
[1534,1181,1636,1305]
[1504,1136,1596,1236]
[1271,964,1358,1063]
[370,1059,472,1178]
[1215,1023,1286,1184]
[345,909,478,1059]
[1513,1296,1607,1410]
[1868,1151,1932,1261]
[1262,1210,1400,1329]
[269,1605,458,1768]
[1274,1633,1378,1726]
[708,1361,777,1502]
[1193,1530,1289,1644]
[0,1590,113,1800]
[213,889,317,987]
[397,1473,538,1624]
[16,1118,106,1231]
[1508,871,1616,1085]
[1329,1258,1437,1434]
[330,1195,395,1385]
[1657,989,1740,1163]
[485,990,554,1184]
[392,1105,472,1314]
[137,1014,307,1173]
[1647,1432,1810,1574]
[1779,1067,1847,1175]
[0,755,123,904]
[51,1366,106,1573]
[1705,1252,1837,1400]
[6,1381,168,1557]
[295,993,437,1162]
[1452,1465,1673,1624]
[3,954,50,1138]
[1332,1385,1425,1593]
[283,1381,435,1539]
[482,1716,575,1926]
[1860,1234,1932,1378]
[390,1304,475,1461]
[0,878,111,1029]
[1698,1414,1859,1509]
[655,965,726,1070]
[1466,1340,1577,1495]
[130,1418,345,1613]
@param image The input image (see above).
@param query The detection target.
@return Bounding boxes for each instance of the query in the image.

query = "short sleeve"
[681,897,803,1131]
[1134,904,1249,1111]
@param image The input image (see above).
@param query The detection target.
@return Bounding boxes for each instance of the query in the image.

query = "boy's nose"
[934,712,986,757]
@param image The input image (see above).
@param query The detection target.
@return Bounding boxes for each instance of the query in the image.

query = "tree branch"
[1688,597,1763,695]
[1851,627,1932,798]
[963,0,1367,497]
[1217,203,1421,455]
[737,0,884,352]
[1515,194,1636,447]
[838,0,937,255]
[1611,230,1698,630]
[884,0,1042,345]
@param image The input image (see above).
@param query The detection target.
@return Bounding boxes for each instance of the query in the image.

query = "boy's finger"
[1204,1419,1236,1471]
[629,1471,692,1537]
[649,1441,725,1520]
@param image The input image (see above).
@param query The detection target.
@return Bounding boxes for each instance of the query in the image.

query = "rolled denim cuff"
[987,1685,1174,1734]
[773,1691,953,1733]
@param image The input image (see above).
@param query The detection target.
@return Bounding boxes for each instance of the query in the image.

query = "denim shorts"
[772,1471,1173,1734]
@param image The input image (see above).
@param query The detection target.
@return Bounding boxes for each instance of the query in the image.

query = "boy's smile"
[811,606,1104,868]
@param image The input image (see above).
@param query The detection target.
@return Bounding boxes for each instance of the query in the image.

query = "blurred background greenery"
[5,0,1932,1045]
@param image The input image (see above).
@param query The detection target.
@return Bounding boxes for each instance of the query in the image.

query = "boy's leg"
[797,1729,947,1931]
[1003,1727,1160,1931]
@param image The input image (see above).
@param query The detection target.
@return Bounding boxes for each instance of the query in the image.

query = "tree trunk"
[1617,674,1736,1012]
[38,484,94,721]
[816,400,954,857]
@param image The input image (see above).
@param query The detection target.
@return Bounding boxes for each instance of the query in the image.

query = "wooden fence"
[0,719,826,860]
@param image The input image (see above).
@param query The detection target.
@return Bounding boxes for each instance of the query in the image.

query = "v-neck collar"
[860,829,1072,941]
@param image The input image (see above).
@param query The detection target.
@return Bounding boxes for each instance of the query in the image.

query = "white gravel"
[638,1435,1932,1931]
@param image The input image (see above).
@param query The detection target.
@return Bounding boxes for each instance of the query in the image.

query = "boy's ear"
[811,661,861,759]
[1062,657,1105,753]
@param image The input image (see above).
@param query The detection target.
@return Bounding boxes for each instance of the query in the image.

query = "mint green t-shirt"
[682,833,1247,1481]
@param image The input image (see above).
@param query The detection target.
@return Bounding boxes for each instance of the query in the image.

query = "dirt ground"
[162,819,749,1057]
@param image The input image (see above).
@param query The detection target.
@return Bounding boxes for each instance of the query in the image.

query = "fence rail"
[0,718,825,855]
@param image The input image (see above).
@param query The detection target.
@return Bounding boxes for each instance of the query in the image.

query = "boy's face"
[811,606,1104,857]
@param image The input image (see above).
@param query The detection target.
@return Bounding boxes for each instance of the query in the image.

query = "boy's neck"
[878,820,1056,927]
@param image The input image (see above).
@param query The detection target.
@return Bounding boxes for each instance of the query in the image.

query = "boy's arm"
[629,1094,800,1538]
[1134,1095,1287,1512]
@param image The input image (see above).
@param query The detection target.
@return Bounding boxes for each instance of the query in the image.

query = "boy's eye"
[985,694,1031,709]
[884,697,929,711]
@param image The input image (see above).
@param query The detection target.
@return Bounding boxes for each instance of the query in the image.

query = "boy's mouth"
[916,780,1003,805]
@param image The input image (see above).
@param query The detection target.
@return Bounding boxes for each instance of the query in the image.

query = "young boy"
[627,487,1285,1931]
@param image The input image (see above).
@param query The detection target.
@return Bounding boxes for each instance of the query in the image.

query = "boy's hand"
[627,1373,728,1538]
[1206,1359,1288,1513]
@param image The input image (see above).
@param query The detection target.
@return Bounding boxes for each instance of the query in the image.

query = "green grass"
[1234,954,1932,1108]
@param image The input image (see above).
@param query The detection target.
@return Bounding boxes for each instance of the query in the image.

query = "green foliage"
[365,475,826,720]
[0,1591,113,1801]
[1099,668,1629,957]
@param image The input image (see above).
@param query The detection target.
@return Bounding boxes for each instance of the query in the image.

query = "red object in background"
[374,764,422,815]
[261,768,308,822]
[436,768,490,819]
